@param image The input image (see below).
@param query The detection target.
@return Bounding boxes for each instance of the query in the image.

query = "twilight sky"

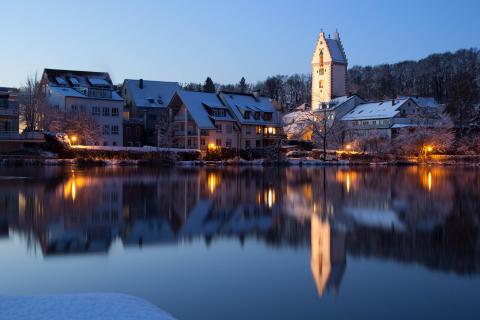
[1,0,479,87]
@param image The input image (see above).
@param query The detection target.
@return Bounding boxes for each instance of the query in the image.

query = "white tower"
[311,31,348,110]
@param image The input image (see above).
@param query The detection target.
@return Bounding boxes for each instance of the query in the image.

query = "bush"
[204,148,237,161]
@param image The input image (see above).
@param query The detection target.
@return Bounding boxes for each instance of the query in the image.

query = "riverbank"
[1,155,480,167]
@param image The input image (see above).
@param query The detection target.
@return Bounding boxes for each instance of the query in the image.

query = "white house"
[341,98,422,139]
[41,69,124,146]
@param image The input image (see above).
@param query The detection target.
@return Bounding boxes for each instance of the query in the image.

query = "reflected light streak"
[207,173,219,194]
[428,171,432,192]
[346,173,350,193]
[264,188,276,208]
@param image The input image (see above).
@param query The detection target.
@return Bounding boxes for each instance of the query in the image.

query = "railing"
[0,131,44,141]
[0,107,19,116]
[174,130,198,136]
[0,132,22,140]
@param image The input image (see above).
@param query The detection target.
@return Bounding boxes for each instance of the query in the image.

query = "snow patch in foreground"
[0,293,176,320]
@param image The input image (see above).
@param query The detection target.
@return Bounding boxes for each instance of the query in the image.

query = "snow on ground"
[72,145,199,153]
[0,294,176,320]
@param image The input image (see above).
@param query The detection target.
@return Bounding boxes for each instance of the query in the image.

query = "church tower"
[311,30,348,110]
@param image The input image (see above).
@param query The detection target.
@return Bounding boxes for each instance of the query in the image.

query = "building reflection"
[0,166,479,298]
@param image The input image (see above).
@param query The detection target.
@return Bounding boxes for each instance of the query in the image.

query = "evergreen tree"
[239,77,248,93]
[203,77,216,93]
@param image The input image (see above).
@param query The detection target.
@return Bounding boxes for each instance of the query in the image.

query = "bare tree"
[156,109,173,147]
[18,73,49,132]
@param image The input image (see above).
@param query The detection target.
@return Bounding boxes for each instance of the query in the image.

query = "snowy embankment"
[71,145,199,153]
[0,294,176,320]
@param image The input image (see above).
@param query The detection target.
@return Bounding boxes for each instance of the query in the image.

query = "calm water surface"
[0,166,480,319]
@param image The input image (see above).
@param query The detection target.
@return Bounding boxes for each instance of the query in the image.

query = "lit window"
[319,80,324,89]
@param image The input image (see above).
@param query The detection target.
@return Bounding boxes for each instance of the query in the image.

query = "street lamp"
[70,135,78,145]
[423,145,433,159]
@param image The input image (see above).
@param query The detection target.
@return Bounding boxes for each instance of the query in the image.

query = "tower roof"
[312,31,347,64]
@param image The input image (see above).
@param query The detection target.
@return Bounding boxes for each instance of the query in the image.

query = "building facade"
[218,91,283,149]
[41,69,124,146]
[0,87,21,151]
[311,31,348,110]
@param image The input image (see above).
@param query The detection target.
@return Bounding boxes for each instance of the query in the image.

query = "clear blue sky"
[1,0,479,87]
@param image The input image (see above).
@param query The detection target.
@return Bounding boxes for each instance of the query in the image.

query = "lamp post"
[423,145,433,160]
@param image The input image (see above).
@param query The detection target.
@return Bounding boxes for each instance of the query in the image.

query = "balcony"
[174,130,198,137]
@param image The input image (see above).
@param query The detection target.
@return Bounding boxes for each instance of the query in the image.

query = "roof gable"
[124,79,181,108]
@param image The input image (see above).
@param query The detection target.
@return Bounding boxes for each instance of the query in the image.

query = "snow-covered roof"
[341,99,411,121]
[325,38,347,63]
[49,86,123,101]
[174,90,222,129]
[391,123,416,129]
[219,92,280,125]
[44,69,114,88]
[44,69,121,100]
[124,79,181,108]
[0,294,176,320]
[398,96,439,108]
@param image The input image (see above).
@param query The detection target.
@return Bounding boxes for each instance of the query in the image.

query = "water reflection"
[0,166,480,298]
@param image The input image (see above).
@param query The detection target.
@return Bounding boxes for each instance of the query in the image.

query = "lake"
[0,166,479,319]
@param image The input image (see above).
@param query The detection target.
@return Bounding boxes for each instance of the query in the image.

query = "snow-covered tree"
[393,113,455,157]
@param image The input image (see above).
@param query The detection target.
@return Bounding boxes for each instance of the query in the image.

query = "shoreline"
[1,156,479,167]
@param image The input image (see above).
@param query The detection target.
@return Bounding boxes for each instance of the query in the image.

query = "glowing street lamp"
[423,145,433,158]
[69,135,78,145]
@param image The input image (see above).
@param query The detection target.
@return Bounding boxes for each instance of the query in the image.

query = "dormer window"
[254,112,260,120]
[212,109,226,117]
[55,77,67,86]
[69,77,80,86]
[263,112,273,121]
[243,111,250,119]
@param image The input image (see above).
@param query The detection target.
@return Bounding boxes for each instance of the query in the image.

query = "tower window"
[319,80,324,89]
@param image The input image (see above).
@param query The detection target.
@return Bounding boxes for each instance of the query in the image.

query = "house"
[218,91,283,149]
[0,87,21,151]
[341,98,422,139]
[41,69,124,146]
[168,90,240,150]
[121,79,181,146]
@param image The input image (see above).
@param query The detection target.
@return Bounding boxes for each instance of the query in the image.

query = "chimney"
[253,90,260,101]
[139,78,144,89]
